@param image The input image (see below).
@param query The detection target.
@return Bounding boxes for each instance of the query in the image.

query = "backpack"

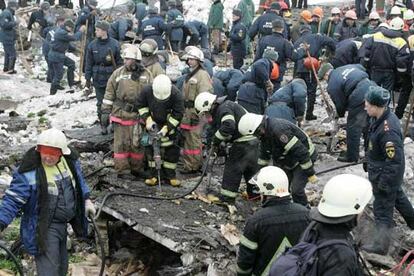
[269,222,352,276]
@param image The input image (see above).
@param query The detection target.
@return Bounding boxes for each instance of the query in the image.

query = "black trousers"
[221,140,259,198]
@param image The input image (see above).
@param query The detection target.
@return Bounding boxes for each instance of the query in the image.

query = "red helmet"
[303,57,320,71]
[278,1,288,10]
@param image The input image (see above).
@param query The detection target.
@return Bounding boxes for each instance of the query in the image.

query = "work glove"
[101,113,110,128]
[265,80,274,94]
[308,175,318,184]
[85,79,91,89]
[146,116,157,131]
[85,199,96,217]
[157,125,168,137]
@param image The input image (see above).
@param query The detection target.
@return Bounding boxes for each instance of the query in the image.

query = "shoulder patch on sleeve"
[385,141,395,159]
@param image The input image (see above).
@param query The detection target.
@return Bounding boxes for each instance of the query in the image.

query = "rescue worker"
[331,38,363,68]
[238,113,318,206]
[238,49,279,113]
[237,0,254,29]
[265,78,307,125]
[137,74,184,187]
[359,11,381,36]
[0,0,18,74]
[255,19,293,89]
[48,19,84,95]
[101,45,151,178]
[195,92,259,202]
[363,17,409,92]
[165,0,184,52]
[362,86,414,254]
[334,10,359,41]
[310,6,323,34]
[356,0,367,19]
[0,128,95,276]
[42,17,65,83]
[395,34,414,119]
[133,1,148,28]
[290,10,312,43]
[207,0,224,54]
[139,38,165,78]
[75,0,98,42]
[319,63,376,163]
[320,7,341,38]
[214,68,244,101]
[183,20,209,49]
[248,2,287,40]
[403,9,414,35]
[109,18,133,42]
[180,47,213,174]
[140,7,167,50]
[229,9,247,70]
[387,5,402,21]
[27,1,51,36]
[85,20,122,133]
[271,174,372,275]
[237,166,309,276]
[292,25,336,120]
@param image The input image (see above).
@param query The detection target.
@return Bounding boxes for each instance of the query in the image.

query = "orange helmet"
[300,10,312,23]
[345,10,357,20]
[312,7,324,18]
[303,57,320,71]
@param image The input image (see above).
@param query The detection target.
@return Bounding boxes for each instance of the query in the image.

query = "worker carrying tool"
[137,74,184,187]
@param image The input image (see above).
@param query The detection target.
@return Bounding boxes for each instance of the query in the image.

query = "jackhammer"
[147,126,163,192]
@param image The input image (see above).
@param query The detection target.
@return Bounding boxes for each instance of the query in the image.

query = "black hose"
[0,241,24,276]
[94,150,215,220]
[85,164,114,179]
[88,216,105,276]
[315,161,362,176]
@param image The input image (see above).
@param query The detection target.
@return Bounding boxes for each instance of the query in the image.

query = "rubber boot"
[50,85,58,95]
[305,114,317,121]
[6,58,16,74]
[145,177,158,186]
[361,224,391,255]
[169,179,181,187]
[337,151,358,163]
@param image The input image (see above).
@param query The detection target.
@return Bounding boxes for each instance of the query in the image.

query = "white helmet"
[369,11,380,20]
[390,6,402,16]
[37,128,71,155]
[182,47,204,62]
[331,7,341,14]
[194,92,217,114]
[139,38,158,55]
[404,9,414,20]
[249,166,289,197]
[378,22,390,29]
[152,74,172,100]
[389,17,404,30]
[122,44,142,60]
[318,174,372,218]
[238,113,264,136]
